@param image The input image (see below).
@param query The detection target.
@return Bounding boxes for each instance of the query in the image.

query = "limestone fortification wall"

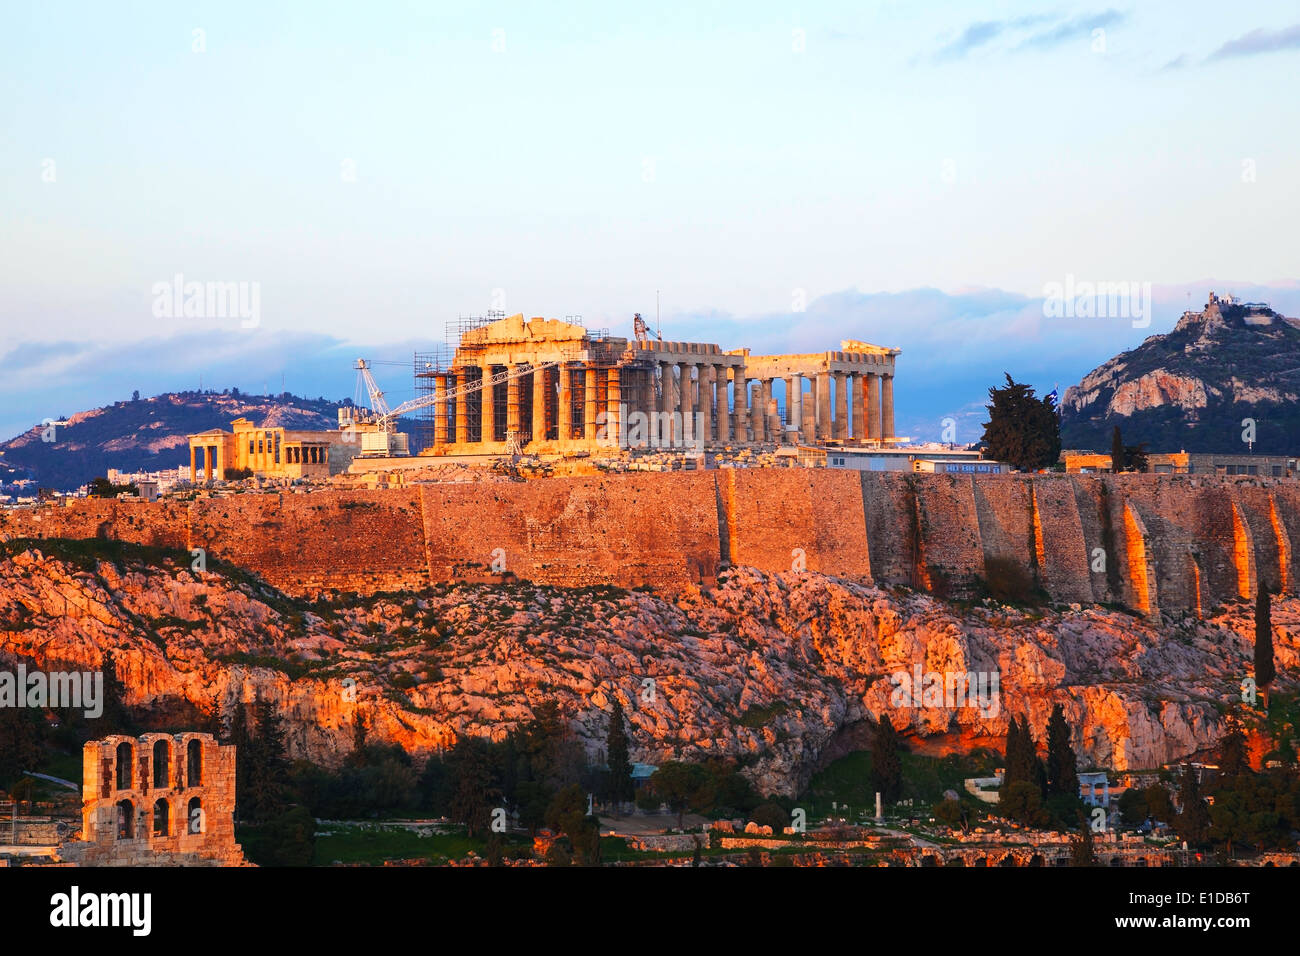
[3,472,1298,615]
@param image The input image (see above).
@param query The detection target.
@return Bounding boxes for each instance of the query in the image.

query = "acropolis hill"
[3,469,1298,618]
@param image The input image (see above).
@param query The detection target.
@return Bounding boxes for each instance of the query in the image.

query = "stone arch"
[116,799,134,839]
[187,738,203,787]
[997,854,1016,867]
[187,796,204,834]
[153,798,170,837]
[153,739,171,789]
[1029,854,1045,867]
[115,741,134,791]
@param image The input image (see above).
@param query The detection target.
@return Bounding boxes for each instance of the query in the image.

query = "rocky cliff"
[1061,293,1300,453]
[2,542,1291,795]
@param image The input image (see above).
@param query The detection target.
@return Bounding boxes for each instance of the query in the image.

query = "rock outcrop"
[2,544,1291,796]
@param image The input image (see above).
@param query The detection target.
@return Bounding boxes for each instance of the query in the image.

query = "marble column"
[585,365,598,441]
[455,370,469,444]
[817,372,832,440]
[853,373,866,442]
[732,368,748,442]
[882,374,895,439]
[433,374,448,447]
[679,362,694,444]
[558,366,573,442]
[507,364,523,439]
[606,367,621,446]
[702,364,716,445]
[866,372,881,440]
[532,364,547,444]
[833,371,848,440]
[750,381,764,442]
[480,365,496,445]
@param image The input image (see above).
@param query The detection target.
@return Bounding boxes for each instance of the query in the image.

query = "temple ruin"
[418,313,898,454]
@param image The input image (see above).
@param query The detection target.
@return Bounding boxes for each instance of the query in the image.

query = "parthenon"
[421,313,898,454]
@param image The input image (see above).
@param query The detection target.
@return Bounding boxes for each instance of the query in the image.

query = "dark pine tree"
[1254,581,1275,709]
[871,714,903,804]
[96,651,133,735]
[244,696,291,822]
[1219,725,1249,777]
[1045,704,1079,797]
[1070,811,1098,866]
[980,374,1062,472]
[1003,715,1023,788]
[1110,425,1125,473]
[606,699,634,805]
[1174,765,1211,848]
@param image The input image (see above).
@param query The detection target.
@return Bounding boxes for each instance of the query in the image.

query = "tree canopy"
[980,374,1061,471]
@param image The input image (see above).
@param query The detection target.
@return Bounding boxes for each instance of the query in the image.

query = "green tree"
[605,699,634,805]
[1143,783,1174,825]
[980,374,1061,471]
[999,781,1050,828]
[649,761,707,830]
[446,736,500,838]
[545,783,600,865]
[934,798,968,830]
[871,714,903,804]
[1219,725,1249,777]
[243,696,292,822]
[1117,786,1147,825]
[1003,714,1024,788]
[1174,766,1211,847]
[1255,581,1275,709]
[0,706,45,790]
[95,651,133,735]
[1124,444,1150,473]
[1110,426,1125,473]
[1070,811,1097,866]
[1045,704,1079,797]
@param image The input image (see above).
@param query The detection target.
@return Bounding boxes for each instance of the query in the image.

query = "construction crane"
[352,355,571,456]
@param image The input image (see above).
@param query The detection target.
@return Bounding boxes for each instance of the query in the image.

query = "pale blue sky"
[2,1,1298,441]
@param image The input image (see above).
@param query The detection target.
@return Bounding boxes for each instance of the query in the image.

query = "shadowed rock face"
[2,546,1291,796]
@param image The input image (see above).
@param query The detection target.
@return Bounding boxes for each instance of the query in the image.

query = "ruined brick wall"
[189,490,429,593]
[722,469,871,580]
[58,733,246,866]
[6,473,1300,615]
[421,472,721,589]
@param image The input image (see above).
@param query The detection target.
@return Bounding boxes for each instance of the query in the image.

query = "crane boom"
[379,357,565,428]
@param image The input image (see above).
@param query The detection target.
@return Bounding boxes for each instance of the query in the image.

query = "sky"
[2,1,1299,443]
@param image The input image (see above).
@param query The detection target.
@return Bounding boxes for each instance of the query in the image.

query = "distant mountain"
[1060,293,1300,455]
[0,391,363,491]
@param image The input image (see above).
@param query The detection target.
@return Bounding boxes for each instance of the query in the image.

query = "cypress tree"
[1003,715,1022,788]
[1110,426,1125,473]
[1219,725,1249,777]
[1070,811,1097,866]
[1046,704,1079,796]
[1174,765,1211,847]
[871,714,903,804]
[606,699,634,805]
[1254,581,1275,709]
